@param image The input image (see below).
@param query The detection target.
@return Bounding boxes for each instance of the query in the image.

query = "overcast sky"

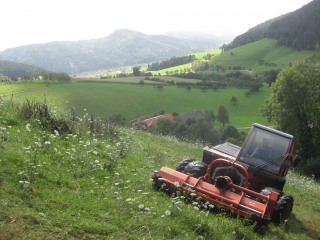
[0,0,313,52]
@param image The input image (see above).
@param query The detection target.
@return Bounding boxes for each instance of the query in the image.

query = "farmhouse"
[178,110,205,122]
[132,114,174,129]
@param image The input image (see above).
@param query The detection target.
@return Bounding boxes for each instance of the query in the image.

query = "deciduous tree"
[217,105,229,126]
[230,96,238,105]
[133,67,140,76]
[260,58,320,159]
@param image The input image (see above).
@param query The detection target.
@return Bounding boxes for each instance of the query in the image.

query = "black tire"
[182,161,208,178]
[176,158,193,172]
[272,194,293,224]
[260,187,293,224]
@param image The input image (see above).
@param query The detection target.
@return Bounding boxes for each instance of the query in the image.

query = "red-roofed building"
[74,75,89,79]
[132,114,174,129]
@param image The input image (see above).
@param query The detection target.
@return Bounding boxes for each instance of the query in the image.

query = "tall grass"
[0,96,319,239]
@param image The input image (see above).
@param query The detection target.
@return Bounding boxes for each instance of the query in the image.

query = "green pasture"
[0,81,272,127]
[151,63,192,75]
[193,49,221,59]
[72,76,200,84]
[213,38,314,72]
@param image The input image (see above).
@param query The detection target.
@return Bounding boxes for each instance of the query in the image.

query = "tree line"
[0,60,51,78]
[1,70,71,83]
[147,55,196,71]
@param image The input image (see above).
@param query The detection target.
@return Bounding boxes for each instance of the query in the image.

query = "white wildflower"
[174,181,180,187]
[25,124,31,131]
[138,204,144,209]
[44,141,50,145]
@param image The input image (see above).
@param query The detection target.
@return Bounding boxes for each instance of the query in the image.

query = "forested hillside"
[266,0,320,50]
[0,60,50,78]
[221,14,288,51]
[222,0,320,51]
[0,29,215,74]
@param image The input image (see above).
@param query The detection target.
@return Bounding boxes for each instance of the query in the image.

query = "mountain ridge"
[0,29,216,74]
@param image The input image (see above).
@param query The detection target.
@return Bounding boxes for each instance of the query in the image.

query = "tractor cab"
[237,124,294,175]
[202,123,296,192]
[236,124,295,191]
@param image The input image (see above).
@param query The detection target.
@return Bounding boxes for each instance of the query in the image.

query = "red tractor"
[153,123,301,224]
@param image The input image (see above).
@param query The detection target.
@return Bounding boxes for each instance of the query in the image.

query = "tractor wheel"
[260,187,293,224]
[182,161,208,178]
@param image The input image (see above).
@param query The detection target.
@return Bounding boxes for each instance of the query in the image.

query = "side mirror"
[293,155,302,168]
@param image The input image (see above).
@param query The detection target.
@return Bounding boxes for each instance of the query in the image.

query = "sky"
[0,0,314,52]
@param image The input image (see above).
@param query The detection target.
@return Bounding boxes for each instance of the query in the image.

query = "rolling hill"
[210,38,314,72]
[0,29,216,74]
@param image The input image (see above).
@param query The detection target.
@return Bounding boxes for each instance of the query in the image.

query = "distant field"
[0,81,272,127]
[73,76,200,84]
[151,63,191,75]
[210,38,314,72]
[193,49,221,59]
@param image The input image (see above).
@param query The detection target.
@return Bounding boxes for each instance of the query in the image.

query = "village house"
[178,110,205,122]
[132,114,174,129]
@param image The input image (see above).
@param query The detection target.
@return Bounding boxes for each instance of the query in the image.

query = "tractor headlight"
[283,155,293,168]
[284,159,292,168]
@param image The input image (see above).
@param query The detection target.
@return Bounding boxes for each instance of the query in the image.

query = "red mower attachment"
[153,163,278,225]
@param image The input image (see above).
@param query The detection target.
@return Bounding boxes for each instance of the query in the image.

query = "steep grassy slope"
[0,98,320,239]
[211,39,313,71]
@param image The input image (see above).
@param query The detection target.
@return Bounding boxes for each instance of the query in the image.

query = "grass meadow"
[0,81,271,127]
[211,39,314,72]
[0,96,320,239]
